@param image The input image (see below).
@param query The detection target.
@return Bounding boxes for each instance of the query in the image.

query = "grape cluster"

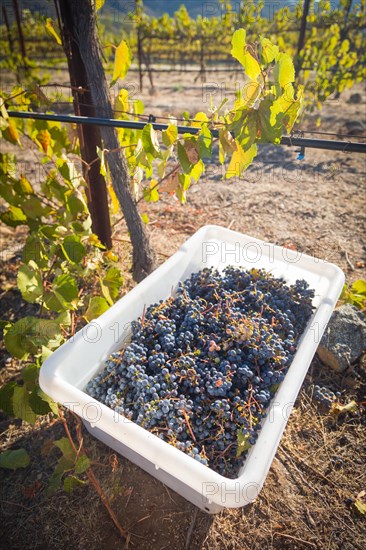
[313,385,340,410]
[86,267,314,478]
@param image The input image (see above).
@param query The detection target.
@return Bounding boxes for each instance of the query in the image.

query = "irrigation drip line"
[8,111,366,154]
[55,102,366,140]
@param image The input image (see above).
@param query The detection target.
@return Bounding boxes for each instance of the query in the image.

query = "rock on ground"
[317,304,366,371]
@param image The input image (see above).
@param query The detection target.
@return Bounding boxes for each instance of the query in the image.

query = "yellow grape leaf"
[111,40,131,86]
[219,129,237,154]
[143,179,159,202]
[114,88,129,115]
[231,28,261,80]
[18,175,34,194]
[331,400,358,414]
[141,213,149,224]
[242,81,261,108]
[1,101,9,119]
[353,499,366,515]
[261,37,279,64]
[95,0,105,10]
[275,53,295,88]
[162,124,178,147]
[352,279,366,294]
[226,141,257,179]
[3,120,21,145]
[36,129,51,153]
[45,18,62,45]
[107,183,119,214]
[96,146,107,177]
[106,250,118,262]
[270,85,303,133]
[191,111,209,128]
[190,159,204,182]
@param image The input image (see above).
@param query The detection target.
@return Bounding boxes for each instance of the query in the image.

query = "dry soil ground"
[0,68,365,550]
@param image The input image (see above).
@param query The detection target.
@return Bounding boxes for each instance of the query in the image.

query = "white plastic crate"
[39,225,344,513]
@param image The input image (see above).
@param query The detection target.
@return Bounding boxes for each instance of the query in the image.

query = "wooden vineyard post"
[12,0,27,65]
[56,0,112,249]
[295,0,311,76]
[2,6,14,54]
[135,2,144,91]
[57,0,156,281]
[199,38,206,83]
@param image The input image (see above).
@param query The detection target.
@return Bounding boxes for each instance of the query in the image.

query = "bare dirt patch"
[1,71,365,549]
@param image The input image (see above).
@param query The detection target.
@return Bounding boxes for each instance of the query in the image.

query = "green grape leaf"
[54,437,76,461]
[65,192,88,217]
[47,471,63,495]
[237,111,258,150]
[17,262,43,303]
[12,385,38,424]
[0,381,16,416]
[41,346,53,361]
[74,455,91,474]
[4,316,63,359]
[177,141,192,173]
[31,387,58,416]
[111,39,131,86]
[53,274,79,308]
[198,124,212,159]
[23,234,48,267]
[257,98,283,143]
[142,124,161,158]
[28,387,53,416]
[0,205,27,227]
[226,142,257,179]
[101,267,123,306]
[84,296,109,322]
[20,195,50,220]
[60,235,86,264]
[0,449,30,470]
[21,364,40,390]
[64,475,87,493]
[4,318,38,359]
[231,28,261,80]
